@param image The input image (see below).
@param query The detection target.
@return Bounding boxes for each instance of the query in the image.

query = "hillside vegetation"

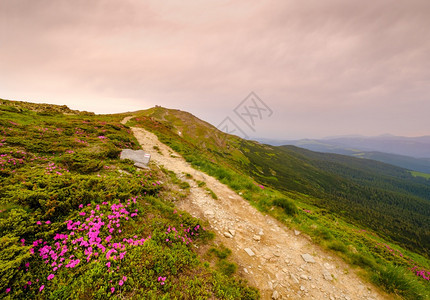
[127,106,430,299]
[0,99,258,299]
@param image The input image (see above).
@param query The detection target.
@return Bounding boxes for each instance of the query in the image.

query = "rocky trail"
[128,122,390,300]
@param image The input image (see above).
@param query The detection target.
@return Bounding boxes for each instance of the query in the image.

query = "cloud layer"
[1,0,429,138]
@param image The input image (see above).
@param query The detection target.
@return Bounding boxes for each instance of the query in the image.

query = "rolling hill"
[263,136,430,174]
[1,100,430,299]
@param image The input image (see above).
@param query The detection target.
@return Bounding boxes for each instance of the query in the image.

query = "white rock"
[294,230,301,236]
[324,262,335,270]
[258,229,264,236]
[244,268,249,274]
[228,229,236,236]
[300,274,308,280]
[253,235,261,241]
[301,253,316,263]
[290,274,299,284]
[271,290,279,299]
[224,232,233,238]
[323,270,333,281]
[244,248,255,257]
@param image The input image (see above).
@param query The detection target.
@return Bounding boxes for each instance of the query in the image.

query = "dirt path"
[131,125,390,300]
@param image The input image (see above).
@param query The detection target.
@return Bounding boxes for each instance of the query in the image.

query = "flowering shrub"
[0,100,259,299]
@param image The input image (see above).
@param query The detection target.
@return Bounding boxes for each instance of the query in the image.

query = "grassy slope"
[0,99,258,299]
[129,106,430,299]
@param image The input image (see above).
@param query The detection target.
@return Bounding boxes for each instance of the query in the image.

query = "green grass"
[410,171,430,179]
[0,99,259,299]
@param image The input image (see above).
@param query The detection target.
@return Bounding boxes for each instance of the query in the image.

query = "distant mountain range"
[257,135,430,174]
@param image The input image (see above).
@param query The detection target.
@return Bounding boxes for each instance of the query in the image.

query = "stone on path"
[244,248,255,257]
[205,210,214,217]
[294,230,301,236]
[253,235,261,241]
[290,274,299,284]
[224,232,233,238]
[271,290,279,299]
[323,270,333,281]
[120,149,151,168]
[301,253,316,263]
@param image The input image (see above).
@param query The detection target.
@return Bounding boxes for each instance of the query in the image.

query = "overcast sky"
[1,0,429,139]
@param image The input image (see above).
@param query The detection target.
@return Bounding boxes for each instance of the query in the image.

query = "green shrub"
[371,265,426,300]
[217,260,237,276]
[209,245,232,259]
[273,197,298,215]
[328,240,348,253]
[59,153,102,174]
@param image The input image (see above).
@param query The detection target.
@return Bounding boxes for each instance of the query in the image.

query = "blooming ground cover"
[0,100,258,299]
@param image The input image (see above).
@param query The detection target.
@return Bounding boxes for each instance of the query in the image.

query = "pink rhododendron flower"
[39,285,44,292]
[47,274,55,281]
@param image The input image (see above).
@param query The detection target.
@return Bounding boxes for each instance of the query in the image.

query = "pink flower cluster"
[24,197,149,295]
[157,276,166,285]
[0,150,49,171]
[74,138,89,145]
[164,224,203,245]
[411,267,430,281]
[45,162,69,175]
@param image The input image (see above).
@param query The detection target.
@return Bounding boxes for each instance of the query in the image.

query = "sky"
[1,0,429,139]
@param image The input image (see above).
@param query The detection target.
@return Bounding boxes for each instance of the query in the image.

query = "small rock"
[294,230,301,236]
[290,274,299,284]
[323,270,333,281]
[271,290,279,299]
[244,248,255,257]
[264,253,272,260]
[301,253,316,263]
[258,229,264,236]
[228,229,236,236]
[243,268,249,274]
[205,210,214,216]
[324,263,334,270]
[282,268,288,273]
[300,274,308,280]
[273,252,281,257]
[224,232,233,238]
[253,235,261,241]
[300,285,306,291]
